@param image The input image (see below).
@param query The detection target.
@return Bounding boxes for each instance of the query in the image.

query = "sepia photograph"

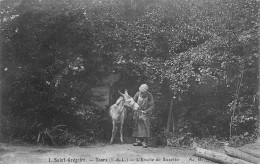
[0,0,259,163]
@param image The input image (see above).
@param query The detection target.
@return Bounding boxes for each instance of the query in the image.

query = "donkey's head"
[118,90,139,111]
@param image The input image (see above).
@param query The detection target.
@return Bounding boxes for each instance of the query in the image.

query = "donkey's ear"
[115,97,122,105]
[118,90,124,96]
[124,89,128,95]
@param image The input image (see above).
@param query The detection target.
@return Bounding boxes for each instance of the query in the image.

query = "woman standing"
[132,84,155,148]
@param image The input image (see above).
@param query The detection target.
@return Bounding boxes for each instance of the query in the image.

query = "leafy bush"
[151,127,193,147]
[150,128,168,146]
[1,0,258,146]
[166,132,193,147]
[229,131,258,148]
[3,103,106,146]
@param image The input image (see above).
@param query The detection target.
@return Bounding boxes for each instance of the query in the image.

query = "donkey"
[109,89,139,144]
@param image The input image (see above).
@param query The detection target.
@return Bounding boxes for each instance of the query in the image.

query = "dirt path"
[0,143,217,164]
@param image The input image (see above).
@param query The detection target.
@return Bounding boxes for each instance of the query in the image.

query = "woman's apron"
[132,95,150,138]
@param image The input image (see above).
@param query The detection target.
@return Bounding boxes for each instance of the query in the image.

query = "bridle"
[129,100,136,109]
[122,97,138,111]
[126,98,139,111]
[116,97,140,120]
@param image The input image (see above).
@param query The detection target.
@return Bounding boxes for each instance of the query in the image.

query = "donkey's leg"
[110,121,117,144]
[110,121,115,144]
[120,111,126,144]
[120,120,124,144]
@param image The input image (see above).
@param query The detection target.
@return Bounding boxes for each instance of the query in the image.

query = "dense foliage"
[0,0,259,146]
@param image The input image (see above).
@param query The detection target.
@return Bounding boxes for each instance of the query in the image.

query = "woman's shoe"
[142,142,148,148]
[133,142,142,146]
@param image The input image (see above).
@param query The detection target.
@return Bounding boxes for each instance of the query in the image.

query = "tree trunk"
[166,97,174,133]
[224,146,260,164]
[238,147,260,159]
[194,147,253,164]
[0,110,2,141]
[257,54,260,143]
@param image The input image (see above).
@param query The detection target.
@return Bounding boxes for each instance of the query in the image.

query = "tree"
[0,0,258,144]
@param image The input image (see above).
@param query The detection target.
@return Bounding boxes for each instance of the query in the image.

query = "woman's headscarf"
[139,84,148,92]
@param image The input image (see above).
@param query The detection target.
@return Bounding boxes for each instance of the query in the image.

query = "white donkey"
[109,89,139,144]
